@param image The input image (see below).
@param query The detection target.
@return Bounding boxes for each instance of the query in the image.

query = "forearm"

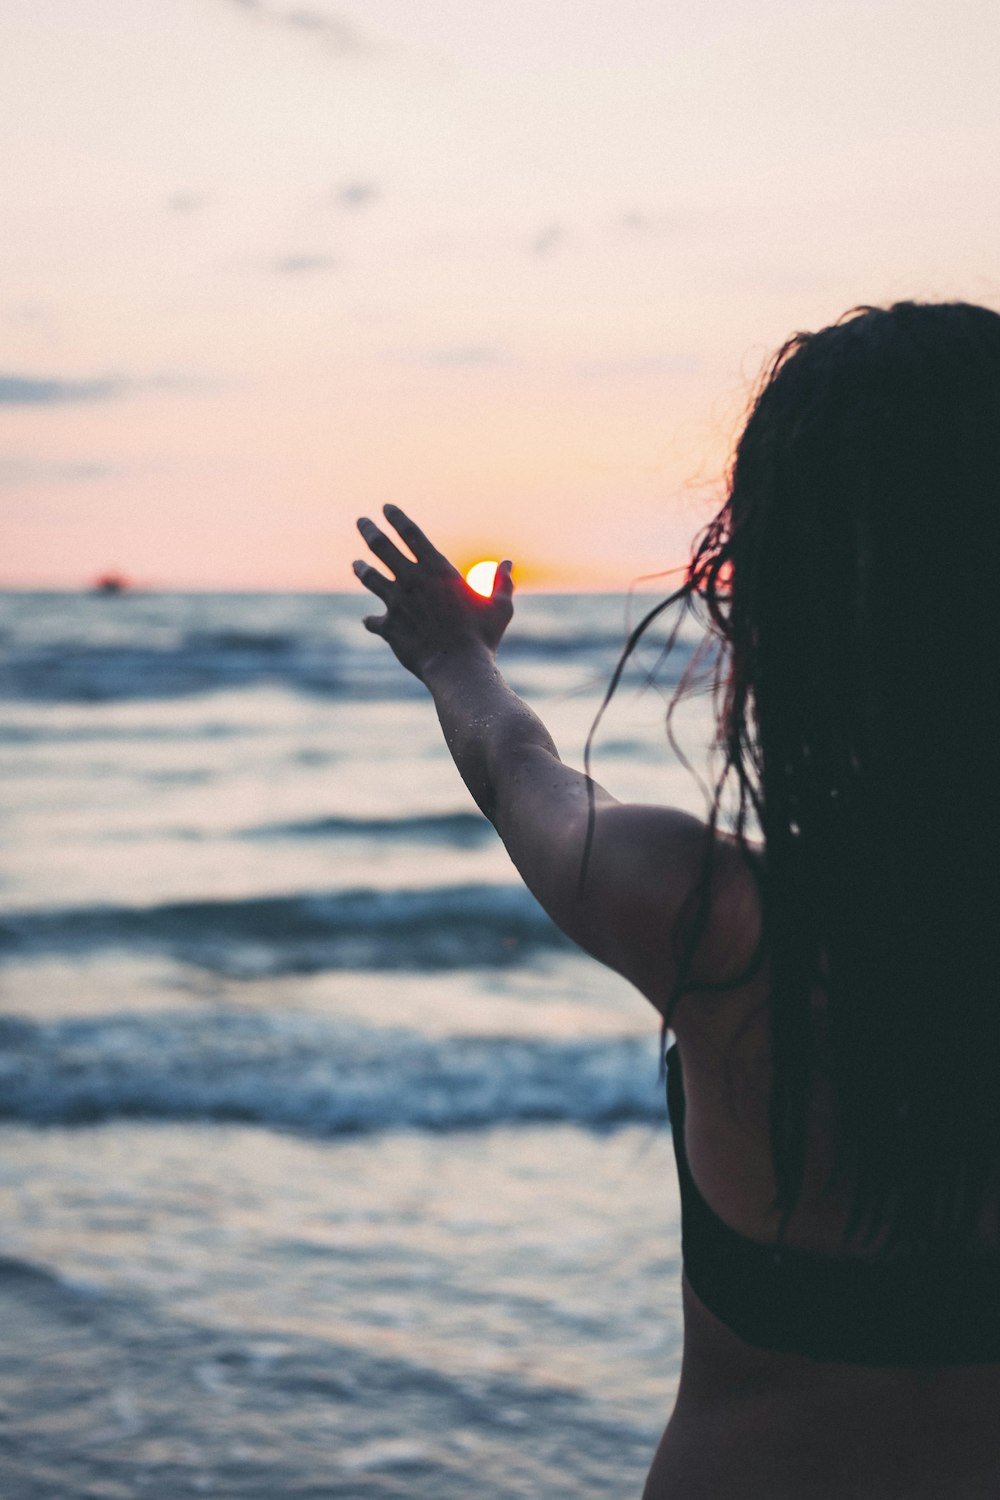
[422,640,560,825]
[353,507,558,826]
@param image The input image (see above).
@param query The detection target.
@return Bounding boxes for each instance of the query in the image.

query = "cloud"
[0,372,213,405]
[530,223,565,257]
[405,346,507,369]
[619,208,692,237]
[575,353,703,380]
[145,373,218,394]
[167,191,209,215]
[0,375,124,405]
[334,180,380,209]
[284,8,369,51]
[4,303,48,327]
[267,254,339,274]
[224,1,376,56]
[0,457,121,488]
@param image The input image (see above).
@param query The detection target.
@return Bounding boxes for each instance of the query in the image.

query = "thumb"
[492,559,514,598]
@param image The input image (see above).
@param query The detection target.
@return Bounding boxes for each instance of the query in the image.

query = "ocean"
[0,588,714,1499]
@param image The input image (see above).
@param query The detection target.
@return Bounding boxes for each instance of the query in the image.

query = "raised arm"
[353,505,726,1015]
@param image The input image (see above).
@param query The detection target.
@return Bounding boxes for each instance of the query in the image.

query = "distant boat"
[93,573,130,595]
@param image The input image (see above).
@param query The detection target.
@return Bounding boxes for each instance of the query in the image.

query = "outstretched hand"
[353,504,514,681]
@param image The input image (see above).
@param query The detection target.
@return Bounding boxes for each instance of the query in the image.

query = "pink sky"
[3,0,999,589]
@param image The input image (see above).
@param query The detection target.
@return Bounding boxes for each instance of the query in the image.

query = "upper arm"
[490,744,732,1016]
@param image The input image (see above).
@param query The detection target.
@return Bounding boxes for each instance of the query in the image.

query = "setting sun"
[465,560,500,597]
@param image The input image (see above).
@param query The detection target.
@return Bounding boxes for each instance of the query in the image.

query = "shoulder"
[579,804,764,1020]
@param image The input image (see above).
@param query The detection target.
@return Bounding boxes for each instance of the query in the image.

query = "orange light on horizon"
[465,559,499,597]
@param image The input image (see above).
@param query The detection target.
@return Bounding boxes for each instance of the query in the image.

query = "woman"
[354,300,1000,1499]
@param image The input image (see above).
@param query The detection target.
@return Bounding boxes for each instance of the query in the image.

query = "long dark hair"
[593,301,1000,1250]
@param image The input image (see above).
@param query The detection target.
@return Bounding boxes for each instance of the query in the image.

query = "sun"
[465,559,500,597]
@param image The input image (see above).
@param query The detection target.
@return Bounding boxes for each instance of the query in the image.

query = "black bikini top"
[666,1045,1000,1365]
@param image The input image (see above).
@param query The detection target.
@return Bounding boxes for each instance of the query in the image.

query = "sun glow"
[465,560,499,597]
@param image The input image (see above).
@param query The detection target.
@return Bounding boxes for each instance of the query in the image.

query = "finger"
[357,516,414,577]
[362,614,387,636]
[492,560,514,597]
[382,504,446,565]
[352,559,393,602]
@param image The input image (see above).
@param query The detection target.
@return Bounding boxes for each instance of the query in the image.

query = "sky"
[3,0,999,590]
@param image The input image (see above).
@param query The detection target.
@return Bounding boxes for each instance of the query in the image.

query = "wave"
[0,596,703,706]
[0,1011,664,1135]
[0,640,623,705]
[0,640,368,705]
[0,1252,67,1291]
[241,811,494,845]
[0,883,572,977]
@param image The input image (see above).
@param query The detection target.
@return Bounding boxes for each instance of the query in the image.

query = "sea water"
[0,589,714,1499]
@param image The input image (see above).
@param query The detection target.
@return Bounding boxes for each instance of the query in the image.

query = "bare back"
[651,852,1000,1500]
